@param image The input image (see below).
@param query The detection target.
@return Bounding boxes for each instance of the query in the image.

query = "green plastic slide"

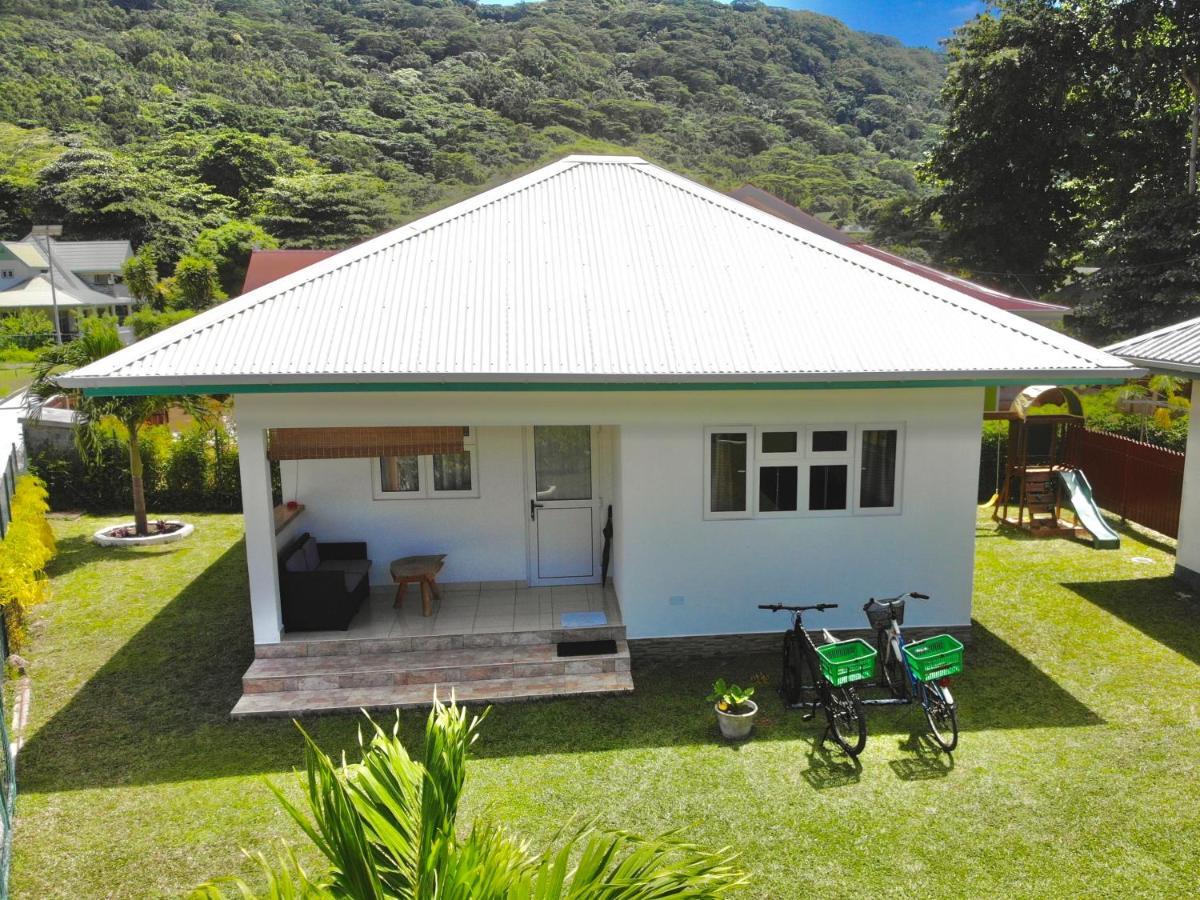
[1056,469,1120,550]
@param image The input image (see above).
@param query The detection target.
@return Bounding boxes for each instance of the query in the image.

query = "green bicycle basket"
[902,634,964,682]
[816,638,877,687]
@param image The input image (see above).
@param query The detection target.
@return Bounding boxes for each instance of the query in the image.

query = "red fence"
[1067,428,1185,538]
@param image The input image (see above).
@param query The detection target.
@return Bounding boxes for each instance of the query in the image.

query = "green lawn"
[10,510,1200,897]
[0,363,34,400]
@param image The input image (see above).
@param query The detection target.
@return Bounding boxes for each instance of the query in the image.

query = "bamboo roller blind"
[267,426,465,461]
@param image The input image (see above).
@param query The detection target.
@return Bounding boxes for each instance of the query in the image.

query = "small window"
[706,428,750,516]
[810,429,849,454]
[761,430,797,454]
[375,428,478,499]
[809,464,848,511]
[759,466,798,512]
[857,426,901,512]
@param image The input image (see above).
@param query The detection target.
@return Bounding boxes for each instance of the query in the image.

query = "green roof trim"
[81,377,1132,397]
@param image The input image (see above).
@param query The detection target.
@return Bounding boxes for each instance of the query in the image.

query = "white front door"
[525,425,601,585]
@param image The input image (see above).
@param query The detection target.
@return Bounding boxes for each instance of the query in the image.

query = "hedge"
[28,422,243,514]
[0,475,56,650]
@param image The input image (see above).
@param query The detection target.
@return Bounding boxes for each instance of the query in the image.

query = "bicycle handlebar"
[757,602,839,612]
[863,591,928,610]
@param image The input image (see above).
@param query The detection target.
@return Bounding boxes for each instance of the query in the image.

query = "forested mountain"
[0,0,945,287]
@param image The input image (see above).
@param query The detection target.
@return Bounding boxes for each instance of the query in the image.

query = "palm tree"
[29,318,206,536]
[193,699,747,898]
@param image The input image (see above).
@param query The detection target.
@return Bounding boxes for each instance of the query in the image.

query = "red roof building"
[241,249,338,294]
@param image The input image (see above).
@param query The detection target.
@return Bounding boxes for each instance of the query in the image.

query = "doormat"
[560,611,607,628]
[557,639,618,657]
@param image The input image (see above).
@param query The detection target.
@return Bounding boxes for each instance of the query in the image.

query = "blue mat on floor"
[561,611,607,628]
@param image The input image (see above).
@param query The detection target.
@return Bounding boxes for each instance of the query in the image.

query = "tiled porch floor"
[282,583,622,642]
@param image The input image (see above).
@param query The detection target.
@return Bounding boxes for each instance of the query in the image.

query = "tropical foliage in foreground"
[193,700,746,898]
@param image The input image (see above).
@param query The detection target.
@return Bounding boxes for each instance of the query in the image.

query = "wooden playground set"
[987,385,1120,549]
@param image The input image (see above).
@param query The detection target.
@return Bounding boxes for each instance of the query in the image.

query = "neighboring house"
[0,236,134,335]
[241,249,337,294]
[1107,318,1200,589]
[59,156,1137,716]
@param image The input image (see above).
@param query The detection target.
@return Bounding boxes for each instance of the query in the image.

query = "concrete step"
[231,670,635,718]
[256,624,626,659]
[243,640,630,693]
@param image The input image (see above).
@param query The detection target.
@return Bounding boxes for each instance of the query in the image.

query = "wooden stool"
[389,554,446,616]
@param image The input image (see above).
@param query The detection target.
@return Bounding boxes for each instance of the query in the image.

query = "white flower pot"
[714,700,758,740]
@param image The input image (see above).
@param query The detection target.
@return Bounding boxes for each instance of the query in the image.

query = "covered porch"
[232,418,632,717]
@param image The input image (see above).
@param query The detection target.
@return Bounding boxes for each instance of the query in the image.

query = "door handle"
[530,499,545,521]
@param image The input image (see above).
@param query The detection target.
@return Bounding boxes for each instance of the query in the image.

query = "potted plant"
[708,678,758,740]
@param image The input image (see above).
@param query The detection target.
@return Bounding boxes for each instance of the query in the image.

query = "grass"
[0,362,34,400]
[9,509,1200,897]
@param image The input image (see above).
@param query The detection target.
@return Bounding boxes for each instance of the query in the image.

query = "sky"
[482,1,989,49]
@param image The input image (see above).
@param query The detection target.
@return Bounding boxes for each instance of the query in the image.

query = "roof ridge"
[1105,315,1200,353]
[630,163,1111,369]
[93,156,595,377]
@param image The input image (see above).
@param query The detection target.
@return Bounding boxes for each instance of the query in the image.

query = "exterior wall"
[1176,379,1200,587]
[233,387,983,642]
[276,427,530,584]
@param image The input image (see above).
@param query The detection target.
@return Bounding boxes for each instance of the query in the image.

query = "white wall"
[1176,380,1200,583]
[234,387,983,641]
[276,427,529,584]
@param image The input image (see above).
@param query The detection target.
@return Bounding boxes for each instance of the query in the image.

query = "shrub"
[29,421,241,514]
[0,475,56,650]
[127,307,196,340]
[0,309,54,350]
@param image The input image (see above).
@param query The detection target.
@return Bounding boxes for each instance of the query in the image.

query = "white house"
[0,236,133,335]
[1107,319,1200,588]
[58,156,1138,716]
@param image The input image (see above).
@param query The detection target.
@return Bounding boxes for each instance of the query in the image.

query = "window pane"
[533,425,592,500]
[433,451,472,492]
[809,464,847,510]
[380,456,420,492]
[761,431,797,454]
[812,430,848,453]
[860,429,898,508]
[710,433,748,512]
[759,466,798,512]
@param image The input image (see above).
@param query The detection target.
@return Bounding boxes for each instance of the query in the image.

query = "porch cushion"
[284,549,308,573]
[317,559,371,577]
[301,537,321,571]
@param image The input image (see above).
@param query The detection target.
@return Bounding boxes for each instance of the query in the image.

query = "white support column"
[237,420,283,644]
[1176,379,1200,588]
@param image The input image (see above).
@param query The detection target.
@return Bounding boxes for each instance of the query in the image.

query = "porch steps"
[231,638,633,718]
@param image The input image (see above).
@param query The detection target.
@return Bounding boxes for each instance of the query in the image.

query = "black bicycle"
[759,602,868,757]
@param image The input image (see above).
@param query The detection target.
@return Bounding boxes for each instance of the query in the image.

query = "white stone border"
[93,521,195,547]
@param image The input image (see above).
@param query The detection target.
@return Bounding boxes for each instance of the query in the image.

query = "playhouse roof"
[59,156,1137,394]
[1106,316,1200,375]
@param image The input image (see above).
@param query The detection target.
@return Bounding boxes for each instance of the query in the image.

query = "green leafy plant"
[0,474,56,649]
[192,699,747,898]
[707,679,756,714]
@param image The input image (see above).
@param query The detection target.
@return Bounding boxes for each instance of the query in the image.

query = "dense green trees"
[0,0,946,289]
[923,1,1200,339]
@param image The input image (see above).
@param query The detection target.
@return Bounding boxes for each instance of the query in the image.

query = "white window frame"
[804,424,853,516]
[853,423,905,516]
[372,428,480,500]
[704,423,906,520]
[754,426,802,518]
[704,426,753,520]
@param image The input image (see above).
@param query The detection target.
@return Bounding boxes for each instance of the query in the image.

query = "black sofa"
[278,532,371,632]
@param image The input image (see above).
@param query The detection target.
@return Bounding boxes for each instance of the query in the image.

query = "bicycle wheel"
[824,685,867,757]
[780,632,804,706]
[877,631,908,699]
[922,681,958,753]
